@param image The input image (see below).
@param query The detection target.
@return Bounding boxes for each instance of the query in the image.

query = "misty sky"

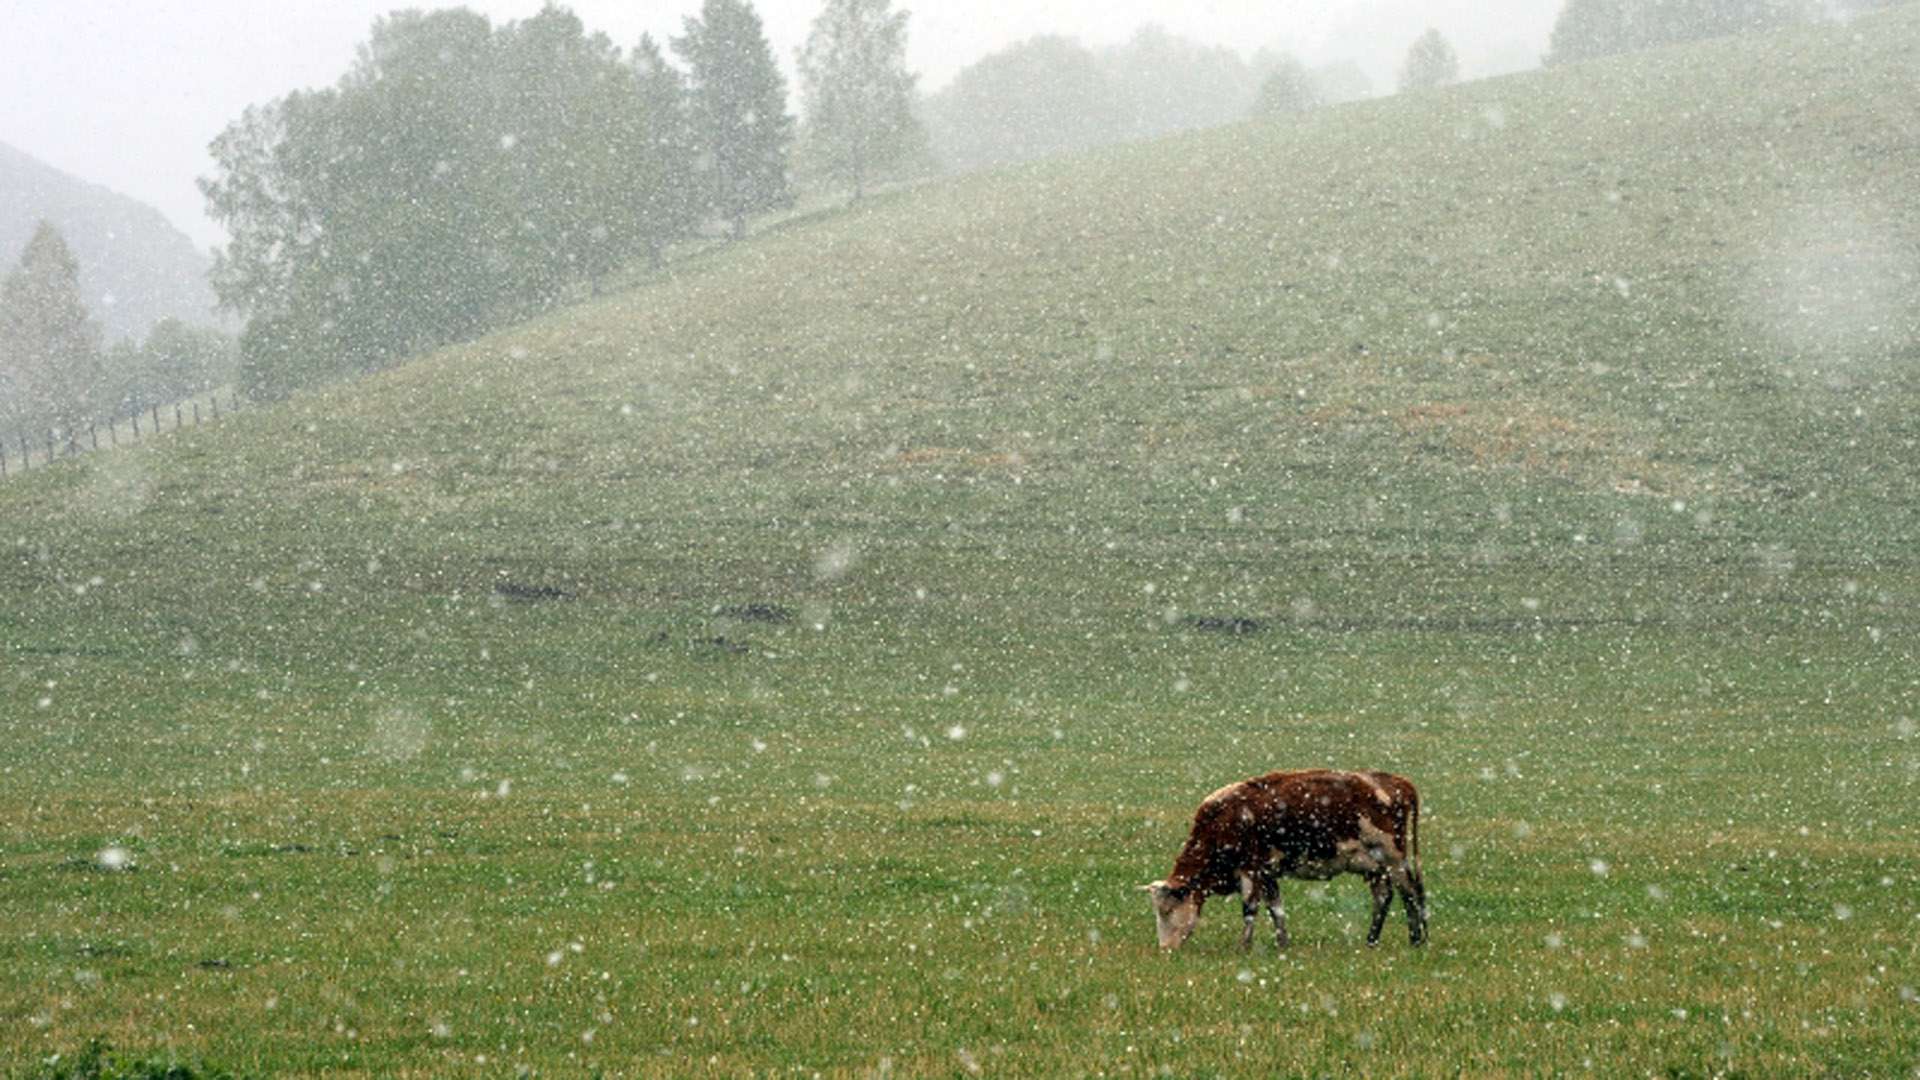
[1,1,1556,251]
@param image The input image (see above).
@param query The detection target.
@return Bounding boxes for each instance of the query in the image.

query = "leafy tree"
[1545,0,1638,64]
[923,36,1131,174]
[203,7,704,400]
[1101,25,1261,140]
[1253,54,1321,116]
[141,319,235,403]
[93,318,236,418]
[321,10,505,360]
[1636,0,1815,46]
[1546,0,1816,65]
[797,0,925,202]
[492,8,689,298]
[0,221,102,441]
[204,9,504,397]
[1398,28,1461,92]
[675,0,795,238]
[1309,60,1375,105]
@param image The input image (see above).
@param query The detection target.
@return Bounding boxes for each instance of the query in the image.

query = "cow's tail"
[1405,786,1428,942]
[1407,788,1424,902]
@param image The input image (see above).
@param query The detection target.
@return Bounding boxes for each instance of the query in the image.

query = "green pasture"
[4,9,1919,1075]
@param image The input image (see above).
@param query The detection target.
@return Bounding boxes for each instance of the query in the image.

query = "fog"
[0,0,1556,249]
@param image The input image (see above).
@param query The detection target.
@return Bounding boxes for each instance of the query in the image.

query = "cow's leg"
[1409,860,1429,943]
[1365,872,1393,946]
[1388,861,1426,946]
[1238,873,1259,951]
[1262,874,1289,950]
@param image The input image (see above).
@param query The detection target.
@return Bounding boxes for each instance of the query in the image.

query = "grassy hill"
[2,10,1918,1076]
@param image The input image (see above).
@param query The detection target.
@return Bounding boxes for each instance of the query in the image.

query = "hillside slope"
[1,140,220,342]
[5,7,1919,672]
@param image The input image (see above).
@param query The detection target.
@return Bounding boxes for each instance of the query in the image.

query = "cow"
[1142,769,1426,951]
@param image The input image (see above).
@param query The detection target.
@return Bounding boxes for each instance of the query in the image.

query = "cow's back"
[1245,769,1415,867]
[1172,769,1419,890]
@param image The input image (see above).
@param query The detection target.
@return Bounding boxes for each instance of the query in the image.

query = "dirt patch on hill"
[1395,399,1695,496]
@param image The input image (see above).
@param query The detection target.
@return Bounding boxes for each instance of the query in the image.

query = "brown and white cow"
[1143,769,1426,950]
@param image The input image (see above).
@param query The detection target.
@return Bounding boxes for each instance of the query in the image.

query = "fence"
[0,387,240,479]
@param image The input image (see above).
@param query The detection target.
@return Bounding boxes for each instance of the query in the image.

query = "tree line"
[919,27,1418,174]
[204,0,1439,402]
[1545,0,1897,66]
[193,0,1872,405]
[0,222,235,449]
[201,0,924,401]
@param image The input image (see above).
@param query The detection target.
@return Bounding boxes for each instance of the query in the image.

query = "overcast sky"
[1,1,1556,250]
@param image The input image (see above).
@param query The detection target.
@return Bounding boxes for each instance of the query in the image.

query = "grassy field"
[4,10,1920,1077]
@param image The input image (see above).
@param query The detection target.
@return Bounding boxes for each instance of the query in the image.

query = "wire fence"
[0,387,240,480]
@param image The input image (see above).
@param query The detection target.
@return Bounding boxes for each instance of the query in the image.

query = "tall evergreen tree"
[0,222,102,441]
[675,0,795,238]
[631,33,702,268]
[797,0,924,202]
[1398,28,1461,92]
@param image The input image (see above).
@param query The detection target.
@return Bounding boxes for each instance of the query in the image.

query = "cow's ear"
[1143,880,1189,901]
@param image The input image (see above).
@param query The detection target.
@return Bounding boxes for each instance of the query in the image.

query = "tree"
[203,8,703,400]
[1253,54,1321,117]
[92,319,236,419]
[0,221,102,441]
[1545,0,1816,65]
[1101,25,1261,140]
[630,33,702,268]
[675,0,795,238]
[923,36,1131,175]
[203,9,506,397]
[797,0,924,202]
[1635,0,1815,47]
[1545,0,1637,65]
[139,319,236,403]
[1398,29,1461,92]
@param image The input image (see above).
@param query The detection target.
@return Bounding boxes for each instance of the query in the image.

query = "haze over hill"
[1,140,220,342]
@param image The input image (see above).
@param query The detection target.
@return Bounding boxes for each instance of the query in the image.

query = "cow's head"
[1142,880,1203,949]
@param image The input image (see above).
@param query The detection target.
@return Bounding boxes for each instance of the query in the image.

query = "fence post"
[18,433,28,468]
[132,410,141,438]
[90,425,98,451]
[1,442,8,477]
[193,402,201,426]
[152,404,160,432]
[109,418,117,447]
[212,394,221,421]
[175,403,183,429]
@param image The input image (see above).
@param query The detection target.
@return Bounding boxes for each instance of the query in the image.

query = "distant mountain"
[1,140,220,343]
